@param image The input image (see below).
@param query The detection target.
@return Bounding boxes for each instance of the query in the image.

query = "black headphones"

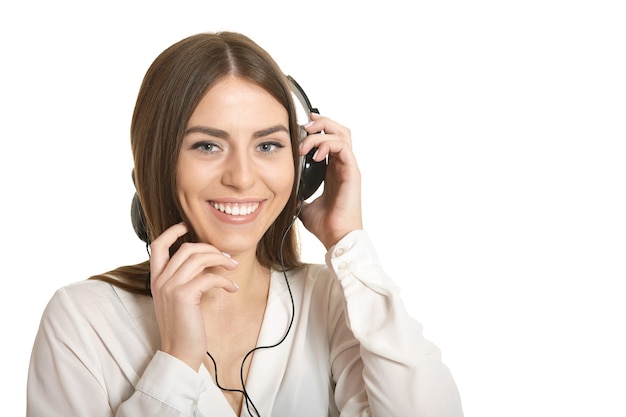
[131,75,326,243]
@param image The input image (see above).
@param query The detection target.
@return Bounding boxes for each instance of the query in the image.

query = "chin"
[198,232,261,256]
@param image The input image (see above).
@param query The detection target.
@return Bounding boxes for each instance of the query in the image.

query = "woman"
[27,31,463,416]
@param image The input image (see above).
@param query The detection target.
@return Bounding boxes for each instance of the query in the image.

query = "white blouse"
[27,230,463,416]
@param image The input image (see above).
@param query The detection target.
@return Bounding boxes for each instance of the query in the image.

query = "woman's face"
[177,75,295,256]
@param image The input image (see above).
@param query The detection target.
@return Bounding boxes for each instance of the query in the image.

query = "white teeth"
[212,201,259,216]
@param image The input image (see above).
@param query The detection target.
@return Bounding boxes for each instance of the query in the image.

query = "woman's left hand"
[298,113,363,249]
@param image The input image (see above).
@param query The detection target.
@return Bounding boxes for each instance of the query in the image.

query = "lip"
[207,199,265,225]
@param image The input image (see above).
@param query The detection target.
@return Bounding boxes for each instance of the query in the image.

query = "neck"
[201,252,270,311]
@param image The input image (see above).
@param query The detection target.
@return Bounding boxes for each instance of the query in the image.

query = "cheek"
[175,160,208,209]
[176,170,197,203]
[263,160,295,199]
[278,161,296,195]
[176,153,214,191]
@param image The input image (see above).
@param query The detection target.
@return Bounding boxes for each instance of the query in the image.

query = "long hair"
[91,32,303,294]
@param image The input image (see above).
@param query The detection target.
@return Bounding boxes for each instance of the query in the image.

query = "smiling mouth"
[210,201,260,216]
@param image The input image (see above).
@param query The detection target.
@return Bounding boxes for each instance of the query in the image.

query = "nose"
[221,148,256,191]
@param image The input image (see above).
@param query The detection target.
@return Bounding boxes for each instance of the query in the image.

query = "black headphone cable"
[206,204,301,416]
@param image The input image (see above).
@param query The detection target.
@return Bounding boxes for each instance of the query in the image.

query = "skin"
[148,75,363,414]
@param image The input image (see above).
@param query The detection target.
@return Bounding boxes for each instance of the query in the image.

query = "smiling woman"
[25,31,464,417]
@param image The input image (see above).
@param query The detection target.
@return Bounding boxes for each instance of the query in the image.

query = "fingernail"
[303,121,314,128]
[222,252,238,264]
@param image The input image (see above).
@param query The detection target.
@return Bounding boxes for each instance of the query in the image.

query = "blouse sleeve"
[326,230,463,417]
[116,352,205,416]
[26,287,205,417]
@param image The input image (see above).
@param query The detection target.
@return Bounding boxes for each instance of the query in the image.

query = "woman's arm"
[327,230,464,417]
[26,286,205,417]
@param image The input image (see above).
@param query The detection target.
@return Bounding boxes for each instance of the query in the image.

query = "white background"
[1,0,625,415]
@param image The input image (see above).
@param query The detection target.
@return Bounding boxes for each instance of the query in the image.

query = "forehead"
[188,76,288,126]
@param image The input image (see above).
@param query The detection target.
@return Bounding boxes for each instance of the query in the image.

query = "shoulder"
[42,279,154,332]
[32,279,160,388]
[52,279,150,308]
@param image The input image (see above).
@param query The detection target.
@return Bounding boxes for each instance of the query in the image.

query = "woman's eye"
[192,142,220,154]
[258,142,284,153]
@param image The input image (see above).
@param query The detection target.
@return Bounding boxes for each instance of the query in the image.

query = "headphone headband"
[287,75,319,115]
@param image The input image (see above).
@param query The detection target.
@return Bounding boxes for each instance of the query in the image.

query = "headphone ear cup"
[287,76,326,201]
[297,146,327,201]
[131,192,149,243]
[131,169,149,243]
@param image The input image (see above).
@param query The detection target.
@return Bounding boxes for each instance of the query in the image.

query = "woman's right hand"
[149,223,239,370]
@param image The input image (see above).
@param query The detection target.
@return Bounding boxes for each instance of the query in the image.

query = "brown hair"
[91,32,303,295]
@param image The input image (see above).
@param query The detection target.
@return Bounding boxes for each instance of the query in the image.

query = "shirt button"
[338,261,348,270]
[335,248,345,257]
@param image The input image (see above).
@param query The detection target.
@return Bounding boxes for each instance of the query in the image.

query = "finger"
[163,247,237,284]
[303,113,351,142]
[157,247,238,290]
[306,138,359,168]
[155,273,239,306]
[300,132,353,158]
[149,223,189,277]
[173,272,240,296]
[300,119,352,159]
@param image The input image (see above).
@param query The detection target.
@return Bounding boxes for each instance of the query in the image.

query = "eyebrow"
[252,124,289,138]
[185,124,289,139]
